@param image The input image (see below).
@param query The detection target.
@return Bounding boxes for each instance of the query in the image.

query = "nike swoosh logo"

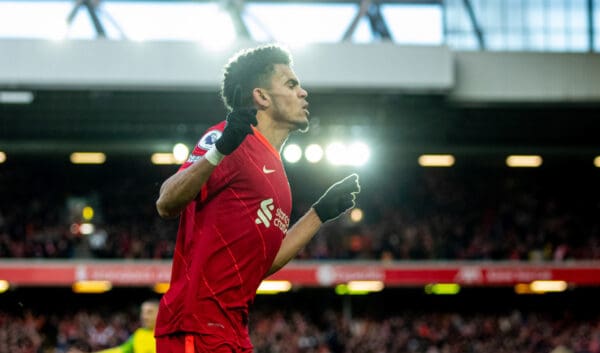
[262,166,276,174]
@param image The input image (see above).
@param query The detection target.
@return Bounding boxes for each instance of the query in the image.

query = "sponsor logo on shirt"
[255,199,274,227]
[262,166,276,174]
[255,198,289,233]
[198,130,222,150]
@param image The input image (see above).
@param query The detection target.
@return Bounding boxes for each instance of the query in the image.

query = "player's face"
[265,64,310,132]
[140,302,158,330]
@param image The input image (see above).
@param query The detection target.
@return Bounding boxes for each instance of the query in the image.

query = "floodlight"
[305,144,323,163]
[325,142,346,165]
[348,141,370,166]
[283,144,302,163]
[173,143,189,163]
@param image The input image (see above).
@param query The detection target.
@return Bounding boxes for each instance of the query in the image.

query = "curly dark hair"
[221,44,292,111]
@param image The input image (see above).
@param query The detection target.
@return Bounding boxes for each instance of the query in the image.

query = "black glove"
[312,174,361,223]
[215,107,258,155]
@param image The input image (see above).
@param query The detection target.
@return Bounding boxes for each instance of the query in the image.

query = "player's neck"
[254,116,290,152]
[255,125,289,152]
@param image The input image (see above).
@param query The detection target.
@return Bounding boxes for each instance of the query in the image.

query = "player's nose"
[299,87,308,98]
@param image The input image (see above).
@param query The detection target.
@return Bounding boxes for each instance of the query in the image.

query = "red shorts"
[156,333,253,353]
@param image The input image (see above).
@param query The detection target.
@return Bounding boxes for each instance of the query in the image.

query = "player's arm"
[156,107,258,219]
[266,174,360,276]
[156,158,216,218]
[267,209,321,276]
[95,337,132,353]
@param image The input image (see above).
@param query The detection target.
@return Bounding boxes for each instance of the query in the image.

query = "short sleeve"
[178,123,225,172]
[175,121,237,203]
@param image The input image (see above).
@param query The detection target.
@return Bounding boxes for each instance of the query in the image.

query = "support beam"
[588,0,595,52]
[343,0,392,41]
[67,0,106,38]
[66,0,83,25]
[343,0,372,41]
[367,1,392,40]
[441,0,448,44]
[84,0,106,38]
[462,0,484,50]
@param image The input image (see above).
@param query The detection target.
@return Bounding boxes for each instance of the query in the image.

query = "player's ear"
[253,88,270,109]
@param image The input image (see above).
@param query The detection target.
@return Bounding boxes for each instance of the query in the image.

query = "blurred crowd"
[0,307,138,353]
[1,161,599,261]
[1,304,598,353]
[251,309,600,353]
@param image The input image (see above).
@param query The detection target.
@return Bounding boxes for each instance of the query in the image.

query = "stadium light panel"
[335,282,382,295]
[530,280,567,293]
[154,282,170,294]
[151,153,178,165]
[514,283,542,295]
[256,280,292,294]
[305,144,323,163]
[72,280,112,294]
[335,284,349,295]
[0,91,34,104]
[283,144,302,163]
[424,283,461,295]
[335,284,367,295]
[0,280,9,293]
[70,152,106,164]
[0,152,5,163]
[418,154,455,167]
[515,281,568,294]
[506,155,542,168]
[515,283,533,294]
[347,281,384,292]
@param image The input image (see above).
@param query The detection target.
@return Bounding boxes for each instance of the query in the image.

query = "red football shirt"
[155,122,292,349]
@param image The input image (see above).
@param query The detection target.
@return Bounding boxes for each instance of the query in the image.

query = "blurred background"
[1,0,600,352]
